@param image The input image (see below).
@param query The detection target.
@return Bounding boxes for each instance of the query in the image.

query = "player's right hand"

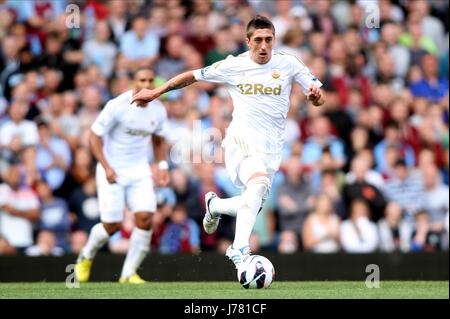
[131,88,159,104]
[105,166,117,184]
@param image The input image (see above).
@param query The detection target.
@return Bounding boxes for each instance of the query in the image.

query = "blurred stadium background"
[0,0,448,284]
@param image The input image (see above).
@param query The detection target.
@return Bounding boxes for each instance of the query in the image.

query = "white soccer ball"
[237,255,275,289]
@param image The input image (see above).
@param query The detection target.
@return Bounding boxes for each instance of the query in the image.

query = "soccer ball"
[237,255,275,289]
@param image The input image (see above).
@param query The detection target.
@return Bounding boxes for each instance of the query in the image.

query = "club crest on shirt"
[271,69,281,79]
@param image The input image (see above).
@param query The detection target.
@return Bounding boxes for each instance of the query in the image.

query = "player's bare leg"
[75,222,120,282]
[119,212,153,284]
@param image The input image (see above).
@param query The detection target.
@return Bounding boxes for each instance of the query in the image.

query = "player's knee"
[241,175,270,209]
[238,156,267,185]
[135,212,153,230]
[103,222,121,235]
[247,174,270,197]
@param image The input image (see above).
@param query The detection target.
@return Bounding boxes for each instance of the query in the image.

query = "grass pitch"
[0,281,447,299]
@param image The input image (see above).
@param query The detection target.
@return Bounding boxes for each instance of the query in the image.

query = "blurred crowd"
[0,0,448,257]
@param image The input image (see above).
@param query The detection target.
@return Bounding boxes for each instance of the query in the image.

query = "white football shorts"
[221,134,281,189]
[96,163,156,223]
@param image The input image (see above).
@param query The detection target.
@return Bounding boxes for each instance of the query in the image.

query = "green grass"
[0,281,447,299]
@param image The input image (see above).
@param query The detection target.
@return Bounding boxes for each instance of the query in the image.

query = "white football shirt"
[193,50,322,154]
[91,90,168,177]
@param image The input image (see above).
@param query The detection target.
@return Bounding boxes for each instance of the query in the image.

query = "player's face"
[134,69,155,92]
[247,28,274,64]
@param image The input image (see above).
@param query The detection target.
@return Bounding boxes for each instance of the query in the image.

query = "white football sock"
[210,196,241,217]
[82,223,110,260]
[121,227,152,278]
[232,177,268,250]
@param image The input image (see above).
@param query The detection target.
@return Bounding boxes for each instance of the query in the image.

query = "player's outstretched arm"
[132,71,197,104]
[306,84,325,107]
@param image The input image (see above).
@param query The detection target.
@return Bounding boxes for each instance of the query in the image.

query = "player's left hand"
[306,84,323,105]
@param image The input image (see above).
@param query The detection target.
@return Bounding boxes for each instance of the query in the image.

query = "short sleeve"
[193,57,234,84]
[91,101,118,136]
[292,56,323,94]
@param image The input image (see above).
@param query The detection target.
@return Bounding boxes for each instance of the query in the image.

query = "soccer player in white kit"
[132,16,324,270]
[75,67,170,284]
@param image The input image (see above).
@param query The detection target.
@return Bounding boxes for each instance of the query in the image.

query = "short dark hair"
[132,66,154,79]
[394,159,407,168]
[246,15,275,39]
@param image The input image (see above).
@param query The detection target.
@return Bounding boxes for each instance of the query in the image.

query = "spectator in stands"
[278,27,308,61]
[19,146,41,187]
[374,51,405,91]
[380,22,411,79]
[82,20,118,78]
[389,97,420,156]
[58,91,81,151]
[170,167,202,221]
[35,118,71,190]
[204,25,238,66]
[187,14,216,57]
[57,146,94,199]
[345,146,384,189]
[154,34,187,81]
[24,230,64,256]
[340,199,379,253]
[400,13,438,64]
[302,194,341,253]
[416,104,447,167]
[277,155,314,240]
[0,100,39,163]
[68,175,100,235]
[410,210,442,252]
[422,164,449,237]
[159,204,200,255]
[319,169,346,219]
[105,0,131,46]
[0,164,40,252]
[0,35,21,100]
[343,156,386,221]
[408,0,446,53]
[77,85,102,147]
[120,15,159,71]
[378,202,413,252]
[36,179,71,251]
[383,159,425,224]
[41,93,80,152]
[277,230,299,254]
[344,126,373,172]
[301,115,346,171]
[374,121,416,174]
[410,54,449,103]
[70,230,88,255]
